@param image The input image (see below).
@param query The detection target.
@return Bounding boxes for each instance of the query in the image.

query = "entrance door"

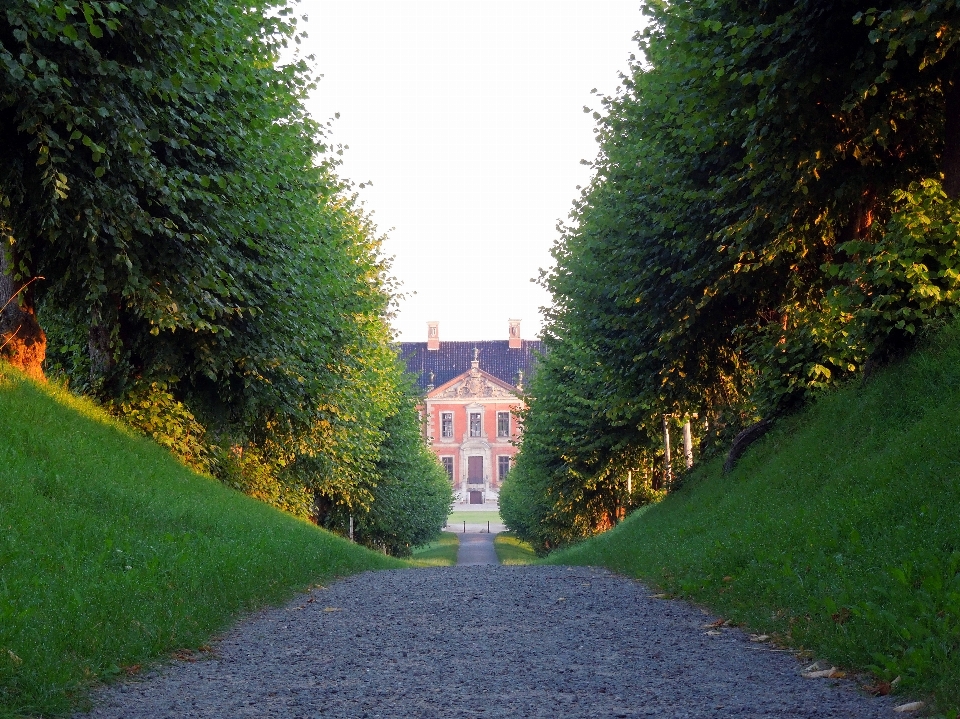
[469,490,483,504]
[467,456,483,485]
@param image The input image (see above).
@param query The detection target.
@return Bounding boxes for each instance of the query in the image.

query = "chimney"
[508,319,522,349]
[427,321,440,350]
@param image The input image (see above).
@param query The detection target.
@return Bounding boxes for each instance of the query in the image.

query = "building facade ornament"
[438,373,514,399]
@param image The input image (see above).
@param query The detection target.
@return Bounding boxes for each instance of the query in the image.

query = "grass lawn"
[410,532,460,566]
[493,532,537,565]
[447,510,501,525]
[0,367,403,718]
[548,321,960,715]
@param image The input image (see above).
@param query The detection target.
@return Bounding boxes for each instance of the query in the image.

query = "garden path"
[455,533,498,566]
[77,566,895,719]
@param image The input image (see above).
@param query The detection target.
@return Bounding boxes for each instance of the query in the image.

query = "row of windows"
[439,410,511,439]
[439,456,512,481]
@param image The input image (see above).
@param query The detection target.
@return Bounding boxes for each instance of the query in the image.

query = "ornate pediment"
[434,366,517,399]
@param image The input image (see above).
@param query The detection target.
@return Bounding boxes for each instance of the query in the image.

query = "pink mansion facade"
[399,320,541,504]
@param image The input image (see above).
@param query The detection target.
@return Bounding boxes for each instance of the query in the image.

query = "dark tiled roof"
[398,340,543,391]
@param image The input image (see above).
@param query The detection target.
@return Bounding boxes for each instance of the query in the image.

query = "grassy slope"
[549,322,960,713]
[410,532,459,566]
[0,367,403,718]
[493,532,537,565]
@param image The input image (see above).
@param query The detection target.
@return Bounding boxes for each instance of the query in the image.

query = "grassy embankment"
[410,532,459,566]
[549,322,960,714]
[494,532,537,565]
[0,366,404,719]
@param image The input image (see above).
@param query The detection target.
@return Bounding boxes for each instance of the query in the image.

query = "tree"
[350,388,453,556]
[3,1,452,540]
[1,0,322,387]
[507,0,960,550]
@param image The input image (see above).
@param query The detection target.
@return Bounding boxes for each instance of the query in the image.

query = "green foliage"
[510,0,960,546]
[106,381,211,474]
[548,319,960,713]
[211,444,313,521]
[0,364,403,719]
[1,0,323,355]
[832,179,960,347]
[1,0,444,551]
[347,388,454,557]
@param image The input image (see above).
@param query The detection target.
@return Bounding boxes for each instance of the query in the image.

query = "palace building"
[399,320,541,504]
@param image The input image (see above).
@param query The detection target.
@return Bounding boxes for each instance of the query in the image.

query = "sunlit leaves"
[506,0,960,550]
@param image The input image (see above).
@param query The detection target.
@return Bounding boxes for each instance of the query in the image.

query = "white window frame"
[469,411,482,438]
[497,411,510,438]
[440,412,453,439]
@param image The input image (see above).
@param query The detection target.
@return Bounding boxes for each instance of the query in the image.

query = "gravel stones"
[78,566,894,718]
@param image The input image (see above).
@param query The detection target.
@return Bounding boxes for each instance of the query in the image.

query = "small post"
[487,520,490,533]
[663,415,673,485]
[683,420,693,469]
[349,515,354,543]
[463,520,466,534]
[627,469,632,494]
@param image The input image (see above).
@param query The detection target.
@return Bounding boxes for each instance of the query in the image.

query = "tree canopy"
[1,0,451,551]
[502,0,960,553]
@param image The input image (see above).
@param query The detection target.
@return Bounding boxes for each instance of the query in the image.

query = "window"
[497,411,510,438]
[441,412,453,439]
[498,456,511,482]
[469,412,482,437]
[440,456,454,481]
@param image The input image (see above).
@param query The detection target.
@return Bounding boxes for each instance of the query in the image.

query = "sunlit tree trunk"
[683,420,693,469]
[0,242,45,381]
[662,415,672,485]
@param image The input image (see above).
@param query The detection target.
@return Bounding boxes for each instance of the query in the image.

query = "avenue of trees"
[500,0,960,553]
[0,0,451,555]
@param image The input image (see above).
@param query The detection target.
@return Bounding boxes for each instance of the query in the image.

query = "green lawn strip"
[0,369,404,719]
[547,324,960,715]
[447,511,501,526]
[409,532,460,566]
[493,532,537,565]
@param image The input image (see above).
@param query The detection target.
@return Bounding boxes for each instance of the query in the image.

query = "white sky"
[295,1,645,341]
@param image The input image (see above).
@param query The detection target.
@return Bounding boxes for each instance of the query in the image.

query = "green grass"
[447,510,501,525]
[0,366,404,718]
[409,532,459,566]
[493,532,537,565]
[548,322,960,715]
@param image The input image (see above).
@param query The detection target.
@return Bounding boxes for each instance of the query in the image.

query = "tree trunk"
[88,302,118,390]
[0,245,45,380]
[723,419,773,474]
[88,308,111,379]
[662,415,672,486]
[944,76,960,200]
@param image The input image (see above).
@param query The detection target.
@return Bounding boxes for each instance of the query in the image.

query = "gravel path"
[79,566,895,718]
[456,534,498,565]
